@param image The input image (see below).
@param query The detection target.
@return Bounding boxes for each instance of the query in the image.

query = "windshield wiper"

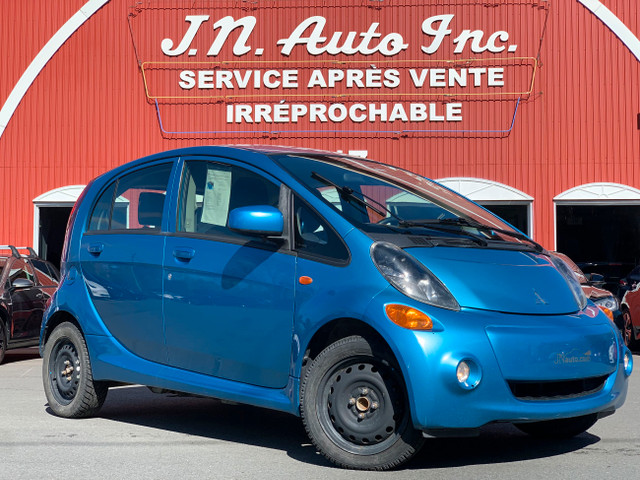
[405,218,543,252]
[398,218,489,246]
[311,171,405,223]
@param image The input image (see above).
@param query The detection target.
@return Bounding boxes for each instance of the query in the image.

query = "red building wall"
[0,0,638,251]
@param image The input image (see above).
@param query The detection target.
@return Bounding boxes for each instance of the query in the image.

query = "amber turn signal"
[385,304,433,330]
[598,306,614,322]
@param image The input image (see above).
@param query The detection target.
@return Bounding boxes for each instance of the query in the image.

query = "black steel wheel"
[622,308,638,349]
[515,413,598,439]
[42,322,108,418]
[300,335,424,470]
[0,320,6,364]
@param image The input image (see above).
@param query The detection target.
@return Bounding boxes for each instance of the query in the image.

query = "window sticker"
[201,168,232,226]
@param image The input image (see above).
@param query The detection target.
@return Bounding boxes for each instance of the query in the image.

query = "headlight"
[549,254,588,310]
[371,242,459,311]
[593,295,619,312]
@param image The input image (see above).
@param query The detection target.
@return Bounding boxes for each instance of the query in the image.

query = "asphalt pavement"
[1,347,639,479]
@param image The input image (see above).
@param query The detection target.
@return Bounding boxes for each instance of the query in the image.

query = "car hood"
[405,247,580,315]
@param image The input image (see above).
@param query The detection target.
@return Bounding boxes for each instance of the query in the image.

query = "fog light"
[454,358,481,390]
[456,361,470,384]
[624,351,633,377]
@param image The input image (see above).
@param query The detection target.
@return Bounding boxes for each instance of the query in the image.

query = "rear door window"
[87,163,173,232]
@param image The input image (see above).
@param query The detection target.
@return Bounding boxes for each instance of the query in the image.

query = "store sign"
[128,1,548,137]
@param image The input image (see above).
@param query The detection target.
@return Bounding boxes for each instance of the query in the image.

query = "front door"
[163,159,295,388]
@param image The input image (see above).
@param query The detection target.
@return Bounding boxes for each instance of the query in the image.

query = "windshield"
[275,154,537,249]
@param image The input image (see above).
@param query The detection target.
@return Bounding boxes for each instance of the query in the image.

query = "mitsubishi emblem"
[533,289,547,305]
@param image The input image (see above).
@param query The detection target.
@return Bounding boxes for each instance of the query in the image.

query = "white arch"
[578,0,640,62]
[554,182,640,204]
[437,177,533,202]
[33,184,86,204]
[0,0,110,139]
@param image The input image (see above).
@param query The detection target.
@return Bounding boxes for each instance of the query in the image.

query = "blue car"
[40,146,632,470]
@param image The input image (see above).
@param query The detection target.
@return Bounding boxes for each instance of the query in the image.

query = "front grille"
[508,375,609,401]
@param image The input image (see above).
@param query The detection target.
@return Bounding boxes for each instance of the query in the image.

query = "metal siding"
[0,0,638,250]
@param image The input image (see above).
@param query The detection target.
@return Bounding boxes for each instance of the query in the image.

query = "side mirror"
[12,278,35,289]
[228,206,284,237]
[587,273,605,288]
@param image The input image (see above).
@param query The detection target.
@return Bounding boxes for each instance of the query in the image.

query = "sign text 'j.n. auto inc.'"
[129,2,547,136]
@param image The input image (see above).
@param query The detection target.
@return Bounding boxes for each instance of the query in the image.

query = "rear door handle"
[173,247,195,261]
[88,243,104,255]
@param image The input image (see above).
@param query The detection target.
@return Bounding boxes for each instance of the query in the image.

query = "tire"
[0,320,7,365]
[42,322,108,417]
[621,308,638,350]
[515,413,598,439]
[300,335,424,470]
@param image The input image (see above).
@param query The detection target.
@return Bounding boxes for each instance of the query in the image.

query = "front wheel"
[300,335,424,470]
[42,322,108,418]
[515,413,598,439]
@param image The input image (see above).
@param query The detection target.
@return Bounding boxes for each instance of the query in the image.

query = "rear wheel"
[42,322,108,417]
[622,308,638,349]
[515,413,598,439]
[300,335,424,470]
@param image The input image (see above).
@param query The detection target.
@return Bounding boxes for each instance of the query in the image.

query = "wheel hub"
[326,362,403,446]
[62,360,75,380]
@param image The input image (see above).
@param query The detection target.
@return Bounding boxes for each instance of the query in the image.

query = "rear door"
[163,158,295,388]
[79,161,174,364]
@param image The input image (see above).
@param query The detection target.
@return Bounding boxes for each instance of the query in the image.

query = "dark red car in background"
[0,246,59,363]
[551,252,622,326]
[619,265,640,350]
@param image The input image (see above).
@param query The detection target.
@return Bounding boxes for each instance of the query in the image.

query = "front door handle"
[88,243,104,255]
[173,247,196,261]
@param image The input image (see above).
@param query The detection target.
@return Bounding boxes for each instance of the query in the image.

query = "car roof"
[92,145,351,187]
[148,144,340,161]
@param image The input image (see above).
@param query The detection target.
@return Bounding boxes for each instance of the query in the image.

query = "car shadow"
[2,347,40,364]
[408,425,599,470]
[45,384,601,470]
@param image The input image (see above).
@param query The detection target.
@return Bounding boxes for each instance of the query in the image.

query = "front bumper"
[366,290,632,431]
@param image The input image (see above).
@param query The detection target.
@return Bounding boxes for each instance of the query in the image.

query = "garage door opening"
[38,206,73,269]
[479,203,529,236]
[555,183,640,291]
[33,185,85,269]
